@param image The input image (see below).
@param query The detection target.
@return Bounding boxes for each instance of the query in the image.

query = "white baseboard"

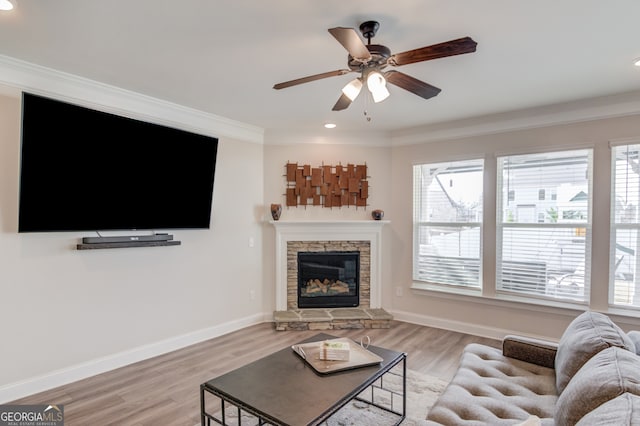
[0,313,268,404]
[388,309,556,342]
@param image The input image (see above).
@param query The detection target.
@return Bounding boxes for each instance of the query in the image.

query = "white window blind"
[413,159,483,288]
[496,150,592,302]
[610,144,640,308]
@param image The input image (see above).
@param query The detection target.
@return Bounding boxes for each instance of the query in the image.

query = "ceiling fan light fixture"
[367,71,390,103]
[371,85,390,103]
[341,78,363,101]
[366,71,385,90]
[0,0,14,11]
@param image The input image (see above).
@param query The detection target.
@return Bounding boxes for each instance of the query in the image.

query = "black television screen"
[18,92,219,233]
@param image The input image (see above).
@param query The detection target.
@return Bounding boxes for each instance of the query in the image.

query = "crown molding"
[264,128,391,146]
[391,90,640,146]
[0,54,264,144]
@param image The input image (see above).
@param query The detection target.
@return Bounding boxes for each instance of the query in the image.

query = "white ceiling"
[1,1,640,133]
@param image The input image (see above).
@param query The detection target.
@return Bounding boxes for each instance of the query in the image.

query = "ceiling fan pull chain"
[363,90,372,122]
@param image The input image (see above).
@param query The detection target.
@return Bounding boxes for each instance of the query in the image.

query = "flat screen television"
[18,92,219,233]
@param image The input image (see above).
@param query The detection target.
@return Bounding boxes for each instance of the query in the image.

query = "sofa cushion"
[555,347,640,426]
[426,343,557,425]
[628,330,640,355]
[555,311,635,393]
[575,393,640,425]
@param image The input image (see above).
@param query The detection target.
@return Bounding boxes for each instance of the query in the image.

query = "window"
[611,144,640,308]
[413,159,483,288]
[496,150,592,302]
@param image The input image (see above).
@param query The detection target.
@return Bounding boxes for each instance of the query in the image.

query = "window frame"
[610,143,640,309]
[412,158,484,290]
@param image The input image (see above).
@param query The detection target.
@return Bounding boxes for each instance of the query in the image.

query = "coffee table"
[200,333,407,425]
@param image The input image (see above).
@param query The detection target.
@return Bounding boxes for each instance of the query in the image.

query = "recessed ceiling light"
[0,0,14,11]
[634,57,640,67]
[324,123,336,129]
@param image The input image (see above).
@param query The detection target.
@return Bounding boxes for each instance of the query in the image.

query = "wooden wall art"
[284,162,369,208]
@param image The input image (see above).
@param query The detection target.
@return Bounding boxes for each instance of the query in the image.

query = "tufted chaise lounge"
[426,311,640,425]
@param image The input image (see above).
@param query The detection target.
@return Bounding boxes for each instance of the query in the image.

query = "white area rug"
[207,368,448,425]
[326,367,448,426]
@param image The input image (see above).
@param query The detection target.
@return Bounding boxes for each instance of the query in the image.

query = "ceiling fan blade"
[328,27,372,61]
[384,70,441,100]
[273,69,351,90]
[332,93,353,111]
[389,37,477,66]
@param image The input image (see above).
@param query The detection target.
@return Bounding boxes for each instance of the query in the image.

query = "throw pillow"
[555,347,640,426]
[555,311,634,394]
[576,393,640,425]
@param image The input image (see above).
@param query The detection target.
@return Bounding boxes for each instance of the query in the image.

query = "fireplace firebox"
[297,251,360,308]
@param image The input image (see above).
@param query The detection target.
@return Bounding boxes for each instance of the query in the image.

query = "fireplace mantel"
[270,219,389,227]
[271,220,389,311]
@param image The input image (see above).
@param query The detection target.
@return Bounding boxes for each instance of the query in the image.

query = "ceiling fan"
[273,21,477,111]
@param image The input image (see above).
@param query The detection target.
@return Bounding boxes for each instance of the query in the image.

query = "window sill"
[410,281,589,316]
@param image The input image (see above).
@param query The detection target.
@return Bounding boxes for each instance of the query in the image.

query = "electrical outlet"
[248,237,255,247]
[396,287,403,297]
[250,290,256,300]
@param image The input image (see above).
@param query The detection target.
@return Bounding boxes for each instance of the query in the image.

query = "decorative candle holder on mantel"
[270,203,282,221]
[371,209,384,220]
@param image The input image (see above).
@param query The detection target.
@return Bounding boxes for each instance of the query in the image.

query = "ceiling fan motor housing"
[348,44,391,71]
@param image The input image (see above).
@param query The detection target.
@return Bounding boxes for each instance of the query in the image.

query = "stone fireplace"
[271,220,392,330]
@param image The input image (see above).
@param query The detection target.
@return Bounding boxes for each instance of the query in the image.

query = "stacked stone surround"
[274,240,392,331]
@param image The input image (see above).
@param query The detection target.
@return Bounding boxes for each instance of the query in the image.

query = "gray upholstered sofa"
[426,311,640,425]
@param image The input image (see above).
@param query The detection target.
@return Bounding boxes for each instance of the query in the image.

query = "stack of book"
[319,340,350,361]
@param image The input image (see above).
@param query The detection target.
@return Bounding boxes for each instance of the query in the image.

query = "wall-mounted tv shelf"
[76,234,181,250]
[77,240,181,250]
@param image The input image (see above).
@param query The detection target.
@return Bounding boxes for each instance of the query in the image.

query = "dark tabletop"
[203,333,406,426]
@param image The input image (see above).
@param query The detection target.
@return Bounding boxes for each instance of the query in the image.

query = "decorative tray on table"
[291,337,383,374]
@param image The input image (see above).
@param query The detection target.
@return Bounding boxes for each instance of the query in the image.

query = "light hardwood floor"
[11,321,500,425]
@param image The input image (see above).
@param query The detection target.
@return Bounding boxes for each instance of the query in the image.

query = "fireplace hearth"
[297,251,359,308]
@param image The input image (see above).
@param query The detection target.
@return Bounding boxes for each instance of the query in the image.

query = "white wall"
[0,93,265,401]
